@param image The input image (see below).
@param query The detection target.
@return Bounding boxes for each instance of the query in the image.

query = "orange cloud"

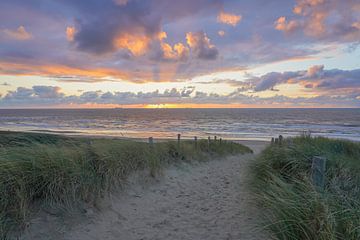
[186,32,213,49]
[114,33,151,56]
[161,42,189,60]
[293,0,325,15]
[3,26,32,40]
[217,11,242,27]
[66,26,76,41]
[0,61,128,80]
[0,60,187,83]
[158,32,189,61]
[274,17,300,33]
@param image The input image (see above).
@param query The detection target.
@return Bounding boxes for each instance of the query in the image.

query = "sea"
[0,108,359,141]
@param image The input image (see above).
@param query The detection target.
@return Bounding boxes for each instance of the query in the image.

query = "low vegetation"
[251,135,360,240]
[0,131,252,239]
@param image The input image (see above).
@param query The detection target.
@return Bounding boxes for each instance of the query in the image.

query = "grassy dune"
[251,136,360,239]
[0,131,252,238]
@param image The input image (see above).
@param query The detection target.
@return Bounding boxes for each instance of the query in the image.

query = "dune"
[20,140,269,240]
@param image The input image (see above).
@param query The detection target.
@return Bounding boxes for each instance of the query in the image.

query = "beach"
[2,131,360,239]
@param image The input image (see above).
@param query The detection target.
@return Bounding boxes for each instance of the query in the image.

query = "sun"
[144,104,180,109]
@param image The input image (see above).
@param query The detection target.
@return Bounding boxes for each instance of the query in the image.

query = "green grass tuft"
[0,132,252,238]
[251,136,360,240]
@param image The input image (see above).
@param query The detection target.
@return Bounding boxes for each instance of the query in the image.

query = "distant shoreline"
[0,130,271,147]
[1,108,359,142]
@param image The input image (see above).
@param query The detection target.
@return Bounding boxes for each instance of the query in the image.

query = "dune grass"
[0,131,252,238]
[251,135,360,240]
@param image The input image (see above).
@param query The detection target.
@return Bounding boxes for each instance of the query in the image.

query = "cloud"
[274,17,300,33]
[306,64,324,77]
[0,0,358,87]
[113,0,129,6]
[4,87,34,100]
[70,0,221,56]
[275,0,360,41]
[66,26,76,42]
[292,0,324,15]
[186,31,219,60]
[252,71,302,92]
[4,86,64,102]
[0,61,130,83]
[2,26,32,40]
[32,86,64,98]
[156,32,190,61]
[247,65,360,94]
[1,85,358,107]
[0,0,328,85]
[217,11,242,26]
[113,33,153,56]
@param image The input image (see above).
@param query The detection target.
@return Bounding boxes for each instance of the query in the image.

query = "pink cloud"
[2,26,32,40]
[217,11,242,27]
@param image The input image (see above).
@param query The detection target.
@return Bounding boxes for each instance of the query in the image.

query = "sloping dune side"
[20,141,269,240]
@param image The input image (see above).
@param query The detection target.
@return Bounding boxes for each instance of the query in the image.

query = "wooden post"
[148,137,154,147]
[214,136,217,141]
[274,138,279,144]
[219,138,222,145]
[208,136,211,149]
[177,134,181,148]
[271,137,275,144]
[194,136,197,149]
[311,156,326,190]
[279,135,283,145]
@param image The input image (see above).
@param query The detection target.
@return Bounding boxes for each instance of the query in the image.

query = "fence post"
[219,138,222,145]
[194,136,197,149]
[148,137,154,147]
[311,156,326,190]
[214,136,217,141]
[279,135,283,145]
[208,136,211,149]
[177,134,181,148]
[271,137,275,144]
[274,138,279,144]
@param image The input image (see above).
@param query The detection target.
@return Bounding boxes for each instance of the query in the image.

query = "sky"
[0,0,359,108]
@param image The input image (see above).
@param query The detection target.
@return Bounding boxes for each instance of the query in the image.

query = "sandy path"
[21,141,269,240]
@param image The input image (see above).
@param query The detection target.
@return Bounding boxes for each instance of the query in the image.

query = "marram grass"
[251,136,360,240]
[0,131,252,239]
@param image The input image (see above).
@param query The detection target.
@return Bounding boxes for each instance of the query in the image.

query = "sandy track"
[21,141,269,240]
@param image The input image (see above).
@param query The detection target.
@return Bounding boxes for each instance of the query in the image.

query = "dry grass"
[251,136,360,240]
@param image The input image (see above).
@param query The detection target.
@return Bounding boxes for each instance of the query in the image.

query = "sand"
[20,141,269,240]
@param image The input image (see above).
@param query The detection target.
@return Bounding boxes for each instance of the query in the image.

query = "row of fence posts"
[148,134,222,149]
[271,135,284,145]
[271,134,327,191]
